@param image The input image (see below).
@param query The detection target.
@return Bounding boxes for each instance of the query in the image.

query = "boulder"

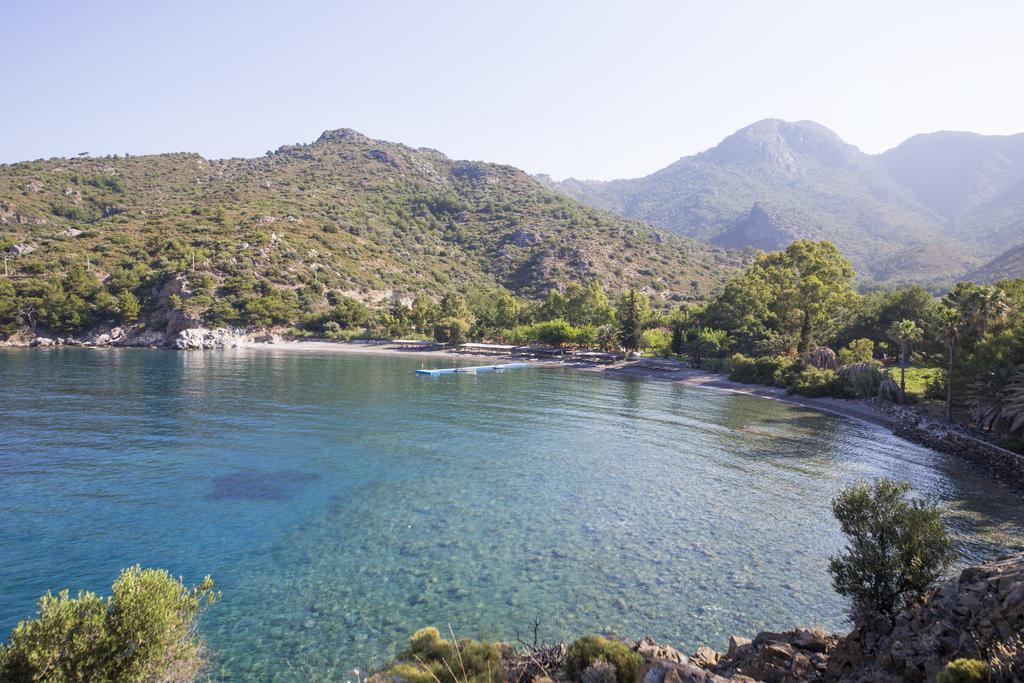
[713,629,839,682]
[642,660,731,683]
[636,636,689,664]
[174,327,250,350]
[29,337,56,347]
[252,332,282,344]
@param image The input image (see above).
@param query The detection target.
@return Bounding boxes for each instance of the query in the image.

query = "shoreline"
[249,340,897,431]
[11,337,1019,481]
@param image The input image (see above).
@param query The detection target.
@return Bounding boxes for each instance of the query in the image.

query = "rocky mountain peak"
[700,118,861,170]
[315,128,369,145]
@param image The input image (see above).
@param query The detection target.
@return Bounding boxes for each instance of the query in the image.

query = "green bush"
[838,338,875,365]
[828,479,956,619]
[0,566,218,683]
[640,328,672,356]
[787,367,844,398]
[838,362,883,399]
[699,356,733,373]
[385,627,502,683]
[565,636,642,683]
[937,658,991,683]
[729,354,798,387]
[434,316,470,345]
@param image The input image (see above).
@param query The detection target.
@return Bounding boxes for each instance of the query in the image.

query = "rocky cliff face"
[825,553,1024,682]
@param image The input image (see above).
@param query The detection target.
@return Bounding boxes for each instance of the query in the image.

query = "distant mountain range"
[542,120,1024,284]
[0,129,742,308]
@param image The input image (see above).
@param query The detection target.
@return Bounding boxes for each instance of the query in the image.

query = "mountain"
[965,242,1024,283]
[879,131,1024,219]
[0,129,742,317]
[546,120,1024,283]
[880,130,1024,254]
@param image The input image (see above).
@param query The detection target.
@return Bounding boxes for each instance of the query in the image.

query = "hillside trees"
[615,289,650,352]
[706,240,855,354]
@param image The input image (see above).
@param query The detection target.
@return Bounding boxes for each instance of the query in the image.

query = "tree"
[687,328,730,364]
[828,479,956,620]
[670,318,686,356]
[615,289,649,352]
[947,282,1011,341]
[409,295,437,334]
[493,292,522,330]
[595,324,617,351]
[0,279,17,333]
[0,566,218,682]
[887,319,923,404]
[563,281,614,327]
[327,296,369,329]
[117,290,140,322]
[935,306,962,421]
[705,240,855,354]
[838,338,875,365]
[433,317,469,345]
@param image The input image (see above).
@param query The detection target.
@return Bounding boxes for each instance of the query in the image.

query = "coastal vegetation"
[828,479,956,619]
[0,567,217,682]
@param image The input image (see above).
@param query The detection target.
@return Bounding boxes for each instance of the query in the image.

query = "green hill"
[546,120,1024,284]
[0,129,742,336]
[965,242,1024,283]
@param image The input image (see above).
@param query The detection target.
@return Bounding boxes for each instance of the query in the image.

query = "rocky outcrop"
[635,637,728,683]
[825,553,1024,682]
[173,327,250,349]
[643,551,1024,680]
[706,629,838,682]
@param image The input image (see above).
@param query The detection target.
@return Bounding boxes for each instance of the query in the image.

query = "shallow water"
[1,348,1022,680]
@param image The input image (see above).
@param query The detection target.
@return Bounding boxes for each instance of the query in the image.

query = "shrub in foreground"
[937,658,991,683]
[828,479,956,620]
[0,566,218,683]
[565,635,642,683]
[386,627,502,683]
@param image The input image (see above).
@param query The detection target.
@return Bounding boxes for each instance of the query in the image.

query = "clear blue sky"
[2,1,1022,179]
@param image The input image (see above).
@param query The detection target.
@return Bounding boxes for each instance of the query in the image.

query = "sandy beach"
[247,339,896,430]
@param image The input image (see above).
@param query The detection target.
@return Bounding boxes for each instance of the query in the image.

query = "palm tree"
[967,364,1018,430]
[1004,369,1024,435]
[887,319,923,404]
[971,285,1010,339]
[935,306,961,422]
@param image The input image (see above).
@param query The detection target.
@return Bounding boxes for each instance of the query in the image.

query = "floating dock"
[415,363,531,376]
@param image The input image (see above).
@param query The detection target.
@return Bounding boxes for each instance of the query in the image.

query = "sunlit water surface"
[1,348,1022,680]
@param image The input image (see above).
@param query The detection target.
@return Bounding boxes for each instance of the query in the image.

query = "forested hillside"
[0,129,741,338]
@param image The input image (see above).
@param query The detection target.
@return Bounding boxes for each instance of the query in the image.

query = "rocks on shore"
[174,327,250,350]
[3,323,254,350]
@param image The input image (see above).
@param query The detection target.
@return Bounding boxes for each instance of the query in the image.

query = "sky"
[2,1,1022,180]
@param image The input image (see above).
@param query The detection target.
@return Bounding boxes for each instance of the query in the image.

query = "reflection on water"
[1,348,1022,681]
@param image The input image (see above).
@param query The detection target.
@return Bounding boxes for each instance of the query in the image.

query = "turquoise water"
[1,348,1023,680]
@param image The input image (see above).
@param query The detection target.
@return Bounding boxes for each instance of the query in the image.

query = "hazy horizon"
[2,1,1023,179]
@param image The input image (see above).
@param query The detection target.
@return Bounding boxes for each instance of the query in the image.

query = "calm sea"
[1,348,1022,680]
